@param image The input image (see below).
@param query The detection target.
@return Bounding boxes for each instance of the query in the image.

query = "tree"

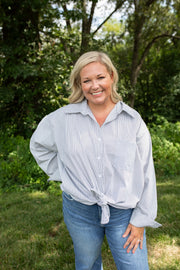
[126,0,180,107]
[135,38,180,123]
[0,0,71,136]
[59,0,126,54]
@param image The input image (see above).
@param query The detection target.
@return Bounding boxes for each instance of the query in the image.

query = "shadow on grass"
[146,176,180,270]
[147,177,180,243]
[0,191,75,270]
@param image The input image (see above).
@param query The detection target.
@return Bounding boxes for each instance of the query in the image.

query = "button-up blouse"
[30,100,161,228]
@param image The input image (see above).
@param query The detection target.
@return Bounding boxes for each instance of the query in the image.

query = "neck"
[88,99,115,114]
[87,100,116,126]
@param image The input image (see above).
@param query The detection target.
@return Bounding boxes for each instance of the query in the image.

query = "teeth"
[92,91,102,95]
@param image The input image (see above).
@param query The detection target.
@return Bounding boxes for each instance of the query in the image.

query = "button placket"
[96,129,104,189]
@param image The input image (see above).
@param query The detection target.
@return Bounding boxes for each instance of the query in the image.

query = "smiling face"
[80,62,114,109]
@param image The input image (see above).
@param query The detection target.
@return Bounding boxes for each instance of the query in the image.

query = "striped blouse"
[30,99,161,228]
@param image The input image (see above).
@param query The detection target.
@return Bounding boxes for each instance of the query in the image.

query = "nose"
[91,80,99,90]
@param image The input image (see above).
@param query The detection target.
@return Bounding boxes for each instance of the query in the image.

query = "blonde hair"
[68,51,122,103]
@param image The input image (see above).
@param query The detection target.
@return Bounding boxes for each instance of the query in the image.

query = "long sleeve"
[130,120,161,228]
[30,115,61,181]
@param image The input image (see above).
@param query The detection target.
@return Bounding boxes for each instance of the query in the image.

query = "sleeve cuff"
[48,169,62,182]
[130,209,162,228]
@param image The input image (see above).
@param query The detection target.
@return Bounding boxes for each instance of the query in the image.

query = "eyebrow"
[82,73,105,79]
[97,73,105,76]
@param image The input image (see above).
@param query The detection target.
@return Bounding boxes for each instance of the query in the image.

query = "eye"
[83,79,90,83]
[98,76,105,80]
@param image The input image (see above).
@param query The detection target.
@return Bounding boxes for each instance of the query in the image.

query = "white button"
[98,138,101,141]
[97,156,101,160]
[98,174,102,178]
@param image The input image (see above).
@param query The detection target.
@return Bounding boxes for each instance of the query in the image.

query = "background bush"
[0,118,179,191]
[0,132,48,191]
[149,117,180,176]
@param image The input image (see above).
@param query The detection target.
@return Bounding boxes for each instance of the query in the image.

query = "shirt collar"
[63,99,91,116]
[64,99,135,118]
[117,101,136,118]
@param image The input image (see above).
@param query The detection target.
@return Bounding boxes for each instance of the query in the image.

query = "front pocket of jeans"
[63,192,74,201]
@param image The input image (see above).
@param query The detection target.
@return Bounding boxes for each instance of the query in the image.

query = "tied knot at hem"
[91,188,110,224]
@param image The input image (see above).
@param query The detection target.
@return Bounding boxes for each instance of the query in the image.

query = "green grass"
[0,176,179,270]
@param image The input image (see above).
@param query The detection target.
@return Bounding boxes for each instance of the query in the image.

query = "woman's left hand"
[123,223,144,254]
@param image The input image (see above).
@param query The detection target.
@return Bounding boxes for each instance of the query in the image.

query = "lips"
[91,91,103,96]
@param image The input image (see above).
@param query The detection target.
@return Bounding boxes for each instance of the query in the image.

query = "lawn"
[0,176,179,270]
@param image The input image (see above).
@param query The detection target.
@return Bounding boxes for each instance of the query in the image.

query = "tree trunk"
[80,0,126,54]
[129,0,156,107]
[80,0,96,54]
[129,4,145,107]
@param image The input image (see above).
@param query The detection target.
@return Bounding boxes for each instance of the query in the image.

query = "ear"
[110,71,114,80]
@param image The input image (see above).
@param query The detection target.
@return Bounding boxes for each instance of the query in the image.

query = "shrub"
[0,132,48,191]
[149,116,180,176]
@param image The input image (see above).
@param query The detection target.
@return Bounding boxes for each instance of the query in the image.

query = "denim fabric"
[62,192,149,270]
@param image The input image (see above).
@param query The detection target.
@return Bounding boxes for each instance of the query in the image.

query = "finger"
[132,239,143,254]
[125,238,143,253]
[124,235,137,251]
[140,239,143,249]
[132,241,139,254]
[126,239,137,253]
[123,236,132,249]
[123,231,135,249]
[123,224,132,238]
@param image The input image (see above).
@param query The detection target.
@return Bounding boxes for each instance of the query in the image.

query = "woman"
[30,51,161,270]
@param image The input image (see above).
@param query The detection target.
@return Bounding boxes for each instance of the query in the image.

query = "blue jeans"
[62,192,149,270]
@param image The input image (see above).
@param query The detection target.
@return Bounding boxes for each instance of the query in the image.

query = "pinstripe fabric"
[30,99,161,228]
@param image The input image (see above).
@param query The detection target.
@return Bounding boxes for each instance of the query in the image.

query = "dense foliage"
[0,132,48,191]
[1,0,180,137]
[150,117,180,176]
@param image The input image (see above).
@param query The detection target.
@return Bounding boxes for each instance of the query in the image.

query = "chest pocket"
[106,139,136,172]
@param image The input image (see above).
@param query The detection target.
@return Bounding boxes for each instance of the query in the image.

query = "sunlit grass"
[0,176,179,269]
[146,176,180,270]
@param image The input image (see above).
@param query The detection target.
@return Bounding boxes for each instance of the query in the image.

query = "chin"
[92,100,107,106]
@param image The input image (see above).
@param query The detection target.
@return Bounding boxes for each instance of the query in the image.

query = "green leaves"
[0,133,48,191]
[150,118,180,176]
